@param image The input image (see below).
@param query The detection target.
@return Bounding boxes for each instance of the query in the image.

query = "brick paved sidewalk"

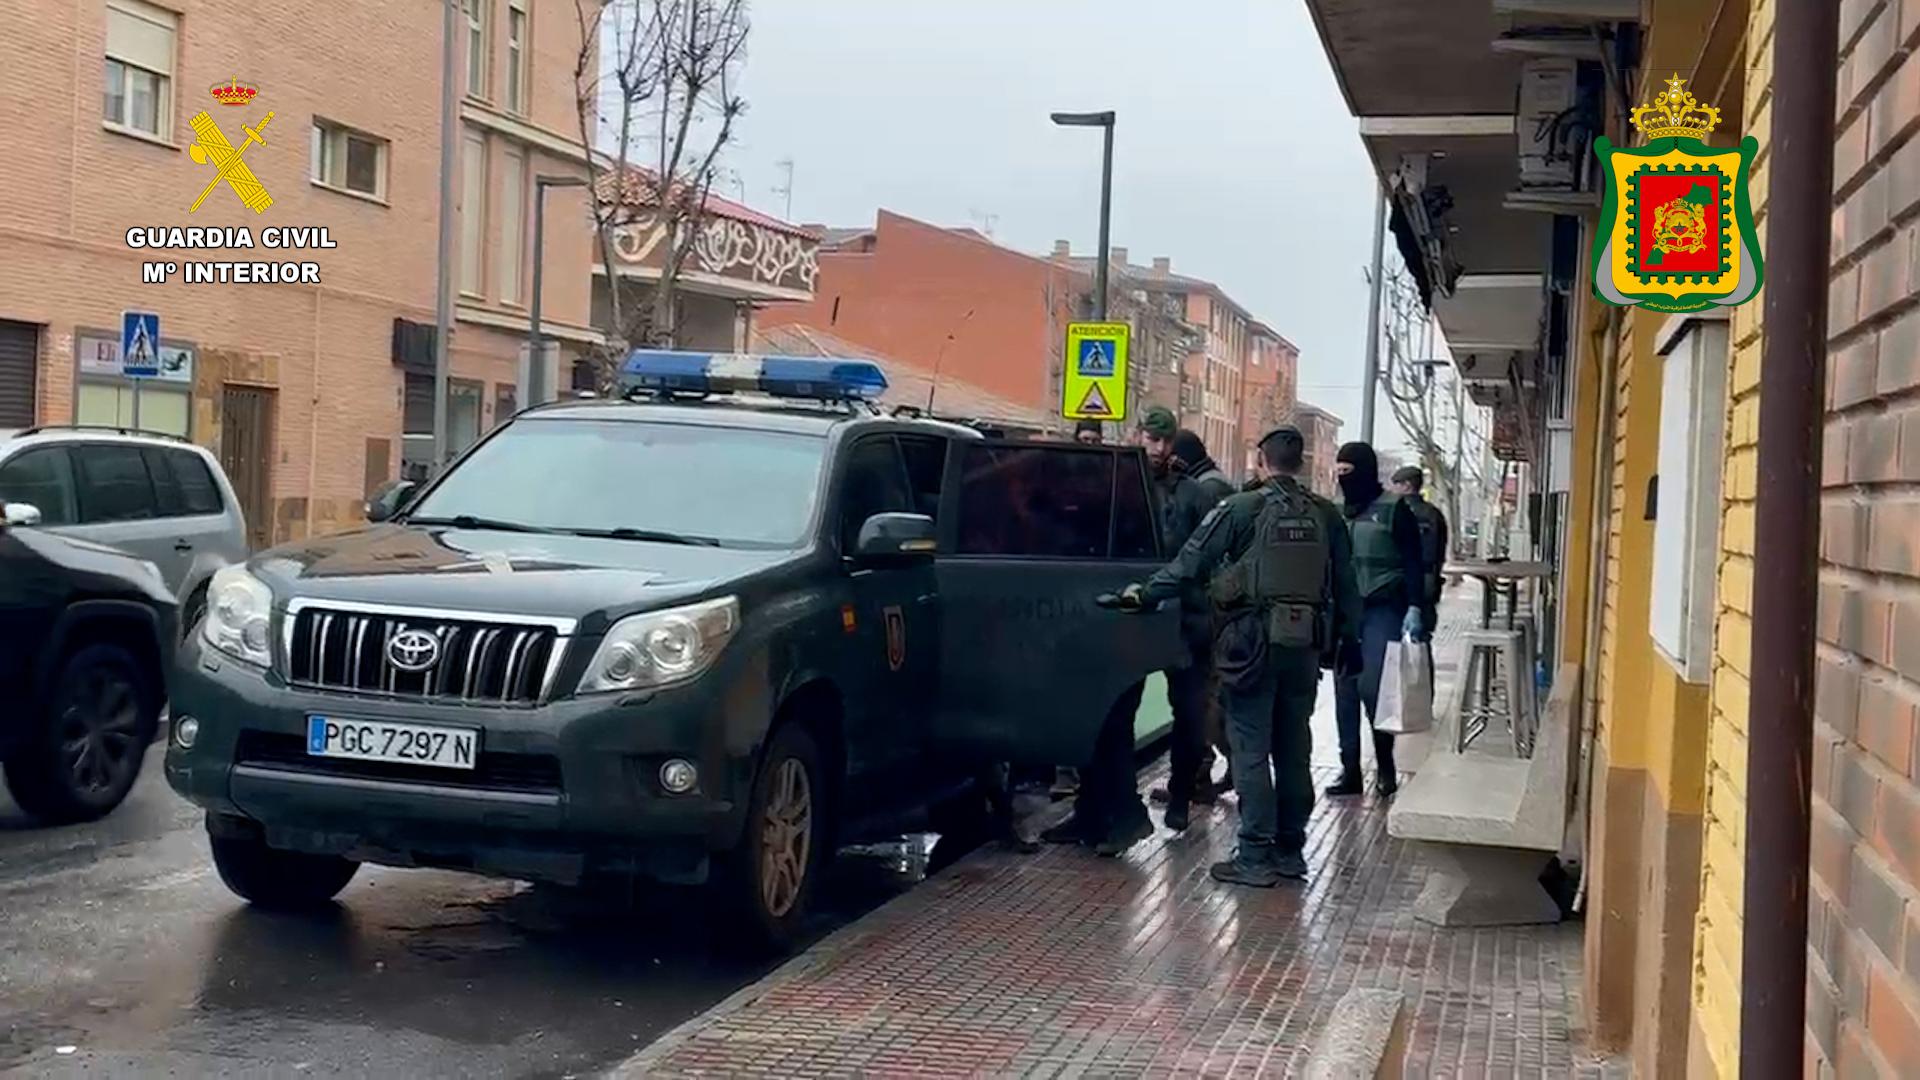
[618,586,1620,1078]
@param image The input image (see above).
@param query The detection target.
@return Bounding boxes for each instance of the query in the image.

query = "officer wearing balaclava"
[1329,441,1431,798]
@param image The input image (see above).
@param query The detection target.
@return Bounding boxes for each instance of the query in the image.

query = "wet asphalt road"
[0,754,941,1078]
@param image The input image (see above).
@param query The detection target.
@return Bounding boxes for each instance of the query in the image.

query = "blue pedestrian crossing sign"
[121,311,161,378]
[1077,338,1115,377]
[1061,321,1130,421]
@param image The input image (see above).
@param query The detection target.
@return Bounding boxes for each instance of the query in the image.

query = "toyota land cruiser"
[164,352,1182,945]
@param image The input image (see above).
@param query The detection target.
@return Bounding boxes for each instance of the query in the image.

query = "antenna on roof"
[928,308,976,415]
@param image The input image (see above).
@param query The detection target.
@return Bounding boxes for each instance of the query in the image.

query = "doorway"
[220,385,275,551]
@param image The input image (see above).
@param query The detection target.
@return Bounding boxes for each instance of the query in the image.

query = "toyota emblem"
[387,629,441,673]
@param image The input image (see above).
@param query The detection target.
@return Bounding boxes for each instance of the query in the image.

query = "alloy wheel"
[758,757,813,918]
[57,665,143,797]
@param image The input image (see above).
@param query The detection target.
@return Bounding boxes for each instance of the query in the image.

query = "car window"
[404,419,827,548]
[167,450,224,515]
[73,444,158,523]
[0,446,79,525]
[1112,451,1156,559]
[898,434,946,521]
[954,443,1116,558]
[838,436,912,552]
[143,447,184,516]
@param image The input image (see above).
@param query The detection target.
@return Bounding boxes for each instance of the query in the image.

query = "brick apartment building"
[1238,321,1300,476]
[1291,401,1342,500]
[0,0,597,545]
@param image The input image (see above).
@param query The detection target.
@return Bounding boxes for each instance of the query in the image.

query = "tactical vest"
[1350,493,1405,601]
[1208,481,1331,650]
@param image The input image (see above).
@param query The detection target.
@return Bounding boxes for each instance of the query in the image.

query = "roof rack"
[15,424,190,444]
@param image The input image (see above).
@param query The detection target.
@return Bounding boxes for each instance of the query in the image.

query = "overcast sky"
[721,0,1398,443]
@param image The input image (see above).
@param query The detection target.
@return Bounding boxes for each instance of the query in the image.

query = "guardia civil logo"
[1591,74,1763,313]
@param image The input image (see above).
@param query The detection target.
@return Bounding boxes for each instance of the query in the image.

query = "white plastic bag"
[1375,637,1434,736]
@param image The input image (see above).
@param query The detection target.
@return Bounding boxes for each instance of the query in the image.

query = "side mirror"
[2,502,42,527]
[365,480,418,524]
[853,512,936,561]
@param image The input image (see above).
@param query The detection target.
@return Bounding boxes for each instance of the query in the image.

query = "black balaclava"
[1336,441,1383,514]
[1168,430,1214,477]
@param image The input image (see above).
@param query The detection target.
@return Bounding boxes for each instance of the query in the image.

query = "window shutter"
[106,0,176,75]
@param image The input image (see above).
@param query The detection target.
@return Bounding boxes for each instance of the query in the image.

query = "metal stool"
[1457,628,1533,756]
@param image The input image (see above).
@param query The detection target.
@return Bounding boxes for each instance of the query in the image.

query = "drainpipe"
[1740,0,1838,1073]
[1573,303,1622,915]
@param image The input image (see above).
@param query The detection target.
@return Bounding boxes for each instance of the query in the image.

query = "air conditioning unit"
[1516,57,1579,190]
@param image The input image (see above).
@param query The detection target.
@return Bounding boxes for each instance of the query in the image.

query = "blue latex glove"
[1402,607,1426,641]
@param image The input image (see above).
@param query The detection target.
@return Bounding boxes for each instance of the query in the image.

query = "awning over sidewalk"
[1306,0,1630,461]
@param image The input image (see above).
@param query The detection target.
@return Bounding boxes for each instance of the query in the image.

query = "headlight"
[201,566,274,667]
[579,597,739,693]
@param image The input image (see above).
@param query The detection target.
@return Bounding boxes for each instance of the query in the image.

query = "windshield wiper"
[566,526,722,547]
[406,514,558,534]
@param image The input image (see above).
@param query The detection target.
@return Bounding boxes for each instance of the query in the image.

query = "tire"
[209,832,360,909]
[4,643,159,824]
[719,723,830,951]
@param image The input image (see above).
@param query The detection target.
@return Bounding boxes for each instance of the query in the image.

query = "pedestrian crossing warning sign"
[1061,321,1129,422]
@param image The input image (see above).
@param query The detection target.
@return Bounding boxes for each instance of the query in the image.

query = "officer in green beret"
[1137,408,1234,828]
[1113,425,1362,886]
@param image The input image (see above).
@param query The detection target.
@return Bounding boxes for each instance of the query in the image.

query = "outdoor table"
[1444,559,1553,630]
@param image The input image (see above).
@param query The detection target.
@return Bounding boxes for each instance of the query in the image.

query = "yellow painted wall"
[1688,0,1773,1072]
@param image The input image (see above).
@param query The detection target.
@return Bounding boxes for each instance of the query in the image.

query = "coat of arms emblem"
[1591,74,1764,313]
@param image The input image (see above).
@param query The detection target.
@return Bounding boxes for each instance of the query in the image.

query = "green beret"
[1140,406,1178,438]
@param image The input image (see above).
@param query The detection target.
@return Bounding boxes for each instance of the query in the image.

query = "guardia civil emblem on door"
[1591,75,1764,313]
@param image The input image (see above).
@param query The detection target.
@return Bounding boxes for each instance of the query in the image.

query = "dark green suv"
[165,353,1181,944]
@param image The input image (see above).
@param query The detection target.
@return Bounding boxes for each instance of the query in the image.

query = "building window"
[103,0,176,139]
[1648,313,1730,683]
[460,132,488,296]
[499,147,526,304]
[507,0,529,115]
[465,0,492,99]
[73,330,193,438]
[310,120,389,200]
[401,374,486,480]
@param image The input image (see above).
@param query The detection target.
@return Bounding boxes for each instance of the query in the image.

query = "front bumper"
[164,634,756,885]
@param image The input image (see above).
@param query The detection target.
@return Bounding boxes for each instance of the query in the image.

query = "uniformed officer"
[1391,465,1449,597]
[1328,442,1432,799]
[1137,411,1235,829]
[1114,426,1361,886]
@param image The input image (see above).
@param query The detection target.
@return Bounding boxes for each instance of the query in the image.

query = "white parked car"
[0,426,249,633]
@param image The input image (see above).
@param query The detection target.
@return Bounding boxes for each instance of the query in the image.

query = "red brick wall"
[757,211,1081,415]
[1809,1,1920,1075]
[0,0,592,544]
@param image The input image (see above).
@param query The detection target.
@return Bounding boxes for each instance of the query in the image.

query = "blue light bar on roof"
[619,350,889,402]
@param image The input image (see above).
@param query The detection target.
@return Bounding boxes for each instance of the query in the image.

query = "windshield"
[406,419,826,548]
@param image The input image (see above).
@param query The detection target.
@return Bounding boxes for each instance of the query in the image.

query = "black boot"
[1164,802,1191,832]
[1325,771,1364,797]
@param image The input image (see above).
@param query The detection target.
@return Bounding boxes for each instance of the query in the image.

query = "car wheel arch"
[40,602,167,709]
[765,678,846,838]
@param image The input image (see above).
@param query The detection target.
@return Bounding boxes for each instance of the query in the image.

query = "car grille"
[287,607,562,705]
[235,731,563,794]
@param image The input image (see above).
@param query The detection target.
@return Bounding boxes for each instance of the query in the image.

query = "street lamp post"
[1050,110,1116,320]
[527,174,589,407]
[431,0,458,472]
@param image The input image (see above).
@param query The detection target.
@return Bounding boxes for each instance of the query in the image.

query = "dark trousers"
[1164,636,1216,809]
[1075,680,1150,837]
[1268,649,1319,853]
[1218,647,1320,864]
[1334,600,1403,780]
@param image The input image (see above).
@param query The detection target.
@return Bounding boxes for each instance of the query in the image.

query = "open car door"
[931,439,1184,767]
